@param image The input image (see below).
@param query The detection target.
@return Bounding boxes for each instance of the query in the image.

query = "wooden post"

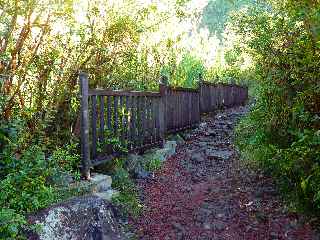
[159,75,168,146]
[79,72,91,180]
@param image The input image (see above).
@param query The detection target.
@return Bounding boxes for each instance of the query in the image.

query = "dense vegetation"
[234,0,320,213]
[0,0,319,238]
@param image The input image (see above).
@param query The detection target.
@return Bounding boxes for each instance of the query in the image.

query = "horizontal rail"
[89,89,161,97]
[168,86,199,93]
[202,81,247,89]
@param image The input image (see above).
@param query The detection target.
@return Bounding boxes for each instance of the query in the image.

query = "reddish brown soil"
[131,107,317,240]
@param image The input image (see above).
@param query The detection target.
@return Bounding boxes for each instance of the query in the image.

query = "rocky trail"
[132,106,317,240]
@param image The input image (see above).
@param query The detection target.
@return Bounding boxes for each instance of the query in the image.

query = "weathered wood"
[147,97,153,144]
[136,96,142,146]
[120,96,125,144]
[80,71,248,168]
[169,86,199,93]
[159,77,167,146]
[107,96,111,130]
[113,96,118,135]
[91,95,97,160]
[140,96,146,145]
[99,96,105,144]
[124,96,129,146]
[131,96,137,150]
[127,96,133,150]
[89,89,161,97]
[79,72,91,179]
[152,98,157,141]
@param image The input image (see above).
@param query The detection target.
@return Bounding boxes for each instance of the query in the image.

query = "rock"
[254,186,278,198]
[135,167,151,179]
[199,122,207,129]
[125,154,145,173]
[94,189,119,201]
[124,154,150,179]
[89,174,113,192]
[167,134,185,146]
[144,141,177,163]
[28,195,127,240]
[203,223,211,230]
[205,149,233,160]
[172,222,184,232]
[191,153,203,163]
[163,141,177,158]
[212,220,226,231]
[204,129,216,137]
[64,174,112,195]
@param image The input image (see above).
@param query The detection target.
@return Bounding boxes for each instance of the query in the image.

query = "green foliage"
[0,141,59,238]
[162,53,205,87]
[50,139,81,174]
[144,157,163,172]
[97,129,128,155]
[0,113,81,238]
[0,209,27,240]
[234,1,320,213]
[111,168,142,217]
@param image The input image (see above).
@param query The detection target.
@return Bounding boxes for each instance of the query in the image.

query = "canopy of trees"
[1,0,319,238]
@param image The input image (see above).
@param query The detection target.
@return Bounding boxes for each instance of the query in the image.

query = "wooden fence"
[200,81,248,113]
[79,73,248,178]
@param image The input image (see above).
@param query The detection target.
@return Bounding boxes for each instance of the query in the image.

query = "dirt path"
[132,106,316,240]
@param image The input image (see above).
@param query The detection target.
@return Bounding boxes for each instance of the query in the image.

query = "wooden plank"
[141,96,146,146]
[147,97,153,144]
[124,96,129,147]
[154,97,160,142]
[79,72,90,179]
[89,89,161,97]
[113,96,118,135]
[150,98,156,143]
[99,95,105,144]
[107,96,112,130]
[91,95,97,160]
[169,86,199,93]
[131,96,137,149]
[127,96,133,150]
[197,91,201,123]
[159,94,165,146]
[120,96,125,144]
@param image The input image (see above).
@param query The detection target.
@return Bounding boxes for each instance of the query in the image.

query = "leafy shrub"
[234,1,320,214]
[144,157,163,172]
[50,138,81,177]
[0,114,81,238]
[0,209,27,240]
[111,168,142,217]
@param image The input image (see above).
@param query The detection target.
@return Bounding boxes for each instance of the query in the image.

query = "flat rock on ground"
[132,106,317,240]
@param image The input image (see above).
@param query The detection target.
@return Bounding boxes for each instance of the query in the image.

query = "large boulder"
[28,196,126,240]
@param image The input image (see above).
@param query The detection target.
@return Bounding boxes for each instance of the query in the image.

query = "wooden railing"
[79,73,248,178]
[200,81,248,113]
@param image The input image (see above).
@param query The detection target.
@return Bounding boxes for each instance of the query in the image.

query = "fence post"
[159,75,168,146]
[79,72,91,180]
